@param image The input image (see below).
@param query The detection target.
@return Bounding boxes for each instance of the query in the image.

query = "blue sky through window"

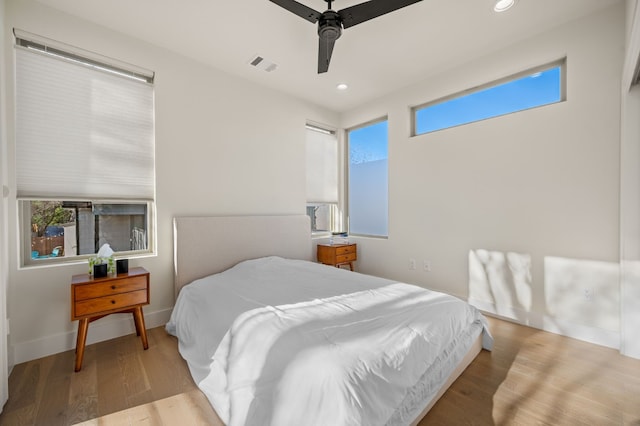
[415,66,562,135]
[349,120,388,164]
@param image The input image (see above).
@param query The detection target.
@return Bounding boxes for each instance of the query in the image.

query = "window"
[25,201,150,260]
[347,118,388,237]
[413,60,565,135]
[306,124,341,233]
[14,31,155,265]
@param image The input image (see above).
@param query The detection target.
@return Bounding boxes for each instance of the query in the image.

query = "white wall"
[620,0,640,359]
[341,4,624,349]
[620,86,640,359]
[3,0,338,364]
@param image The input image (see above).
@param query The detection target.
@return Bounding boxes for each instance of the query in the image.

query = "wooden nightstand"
[317,243,357,271]
[71,266,150,372]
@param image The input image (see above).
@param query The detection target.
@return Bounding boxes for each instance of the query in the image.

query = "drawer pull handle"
[111,300,116,304]
[111,285,116,290]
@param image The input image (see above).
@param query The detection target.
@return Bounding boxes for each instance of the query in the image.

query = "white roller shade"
[15,45,155,200]
[306,126,338,203]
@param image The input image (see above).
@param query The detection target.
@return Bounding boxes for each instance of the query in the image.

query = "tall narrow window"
[413,60,565,135]
[306,124,340,233]
[14,31,156,265]
[348,119,388,237]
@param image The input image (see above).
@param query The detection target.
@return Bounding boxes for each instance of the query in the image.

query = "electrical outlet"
[409,258,416,270]
[423,260,431,272]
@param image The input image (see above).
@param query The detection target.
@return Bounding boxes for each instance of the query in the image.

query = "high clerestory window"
[14,30,156,266]
[413,59,566,135]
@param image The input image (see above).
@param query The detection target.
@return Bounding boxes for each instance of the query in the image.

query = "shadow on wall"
[468,249,532,323]
[468,249,620,348]
[543,256,619,344]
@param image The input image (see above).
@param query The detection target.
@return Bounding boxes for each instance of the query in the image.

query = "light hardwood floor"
[0,317,638,425]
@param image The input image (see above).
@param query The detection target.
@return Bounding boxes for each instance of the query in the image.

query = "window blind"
[306,126,338,204]
[15,42,155,200]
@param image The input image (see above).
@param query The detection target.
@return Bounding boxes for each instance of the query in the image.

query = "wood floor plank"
[0,404,37,426]
[120,351,151,406]
[94,339,128,416]
[1,317,639,426]
[138,328,196,402]
[33,350,74,426]
[3,362,39,413]
[73,389,223,426]
[66,350,98,425]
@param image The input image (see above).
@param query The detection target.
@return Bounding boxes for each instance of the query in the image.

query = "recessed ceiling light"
[494,0,516,12]
[337,83,348,90]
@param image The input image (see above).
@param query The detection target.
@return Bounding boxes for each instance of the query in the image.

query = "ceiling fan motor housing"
[318,11,342,41]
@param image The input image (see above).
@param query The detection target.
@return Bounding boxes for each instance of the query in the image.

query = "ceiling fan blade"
[318,37,336,74]
[338,0,423,29]
[268,0,322,23]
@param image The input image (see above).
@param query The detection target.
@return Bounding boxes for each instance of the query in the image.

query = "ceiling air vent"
[248,55,277,72]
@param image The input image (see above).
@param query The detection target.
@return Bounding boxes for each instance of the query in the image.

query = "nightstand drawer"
[74,289,149,317]
[335,245,355,255]
[74,276,148,301]
[336,253,356,263]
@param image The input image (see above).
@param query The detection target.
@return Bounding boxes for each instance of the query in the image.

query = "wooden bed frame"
[172,214,482,424]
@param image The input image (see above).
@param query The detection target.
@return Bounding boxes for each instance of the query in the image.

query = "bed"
[166,215,492,426]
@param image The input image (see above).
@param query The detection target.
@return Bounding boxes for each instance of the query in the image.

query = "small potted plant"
[89,244,115,277]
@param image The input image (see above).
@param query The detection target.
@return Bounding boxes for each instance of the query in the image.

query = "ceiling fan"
[269,0,423,73]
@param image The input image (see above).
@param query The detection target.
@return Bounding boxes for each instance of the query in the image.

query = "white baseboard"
[12,308,173,365]
[468,297,620,350]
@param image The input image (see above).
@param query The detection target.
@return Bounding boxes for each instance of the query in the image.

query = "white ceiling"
[36,0,621,112]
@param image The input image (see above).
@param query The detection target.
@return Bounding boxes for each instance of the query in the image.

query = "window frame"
[346,116,389,239]
[20,199,156,267]
[411,59,567,136]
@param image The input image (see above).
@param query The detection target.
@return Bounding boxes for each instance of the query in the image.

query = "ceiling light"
[494,0,516,12]
[336,83,348,90]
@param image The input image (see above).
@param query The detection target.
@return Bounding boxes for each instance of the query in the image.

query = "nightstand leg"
[133,311,141,336]
[74,319,89,372]
[133,306,149,350]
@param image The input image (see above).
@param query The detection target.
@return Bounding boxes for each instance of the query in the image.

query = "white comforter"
[166,257,492,426]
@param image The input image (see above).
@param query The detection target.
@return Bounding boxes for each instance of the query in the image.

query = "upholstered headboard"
[172,215,312,298]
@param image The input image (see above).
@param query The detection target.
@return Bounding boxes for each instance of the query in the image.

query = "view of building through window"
[29,201,148,260]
